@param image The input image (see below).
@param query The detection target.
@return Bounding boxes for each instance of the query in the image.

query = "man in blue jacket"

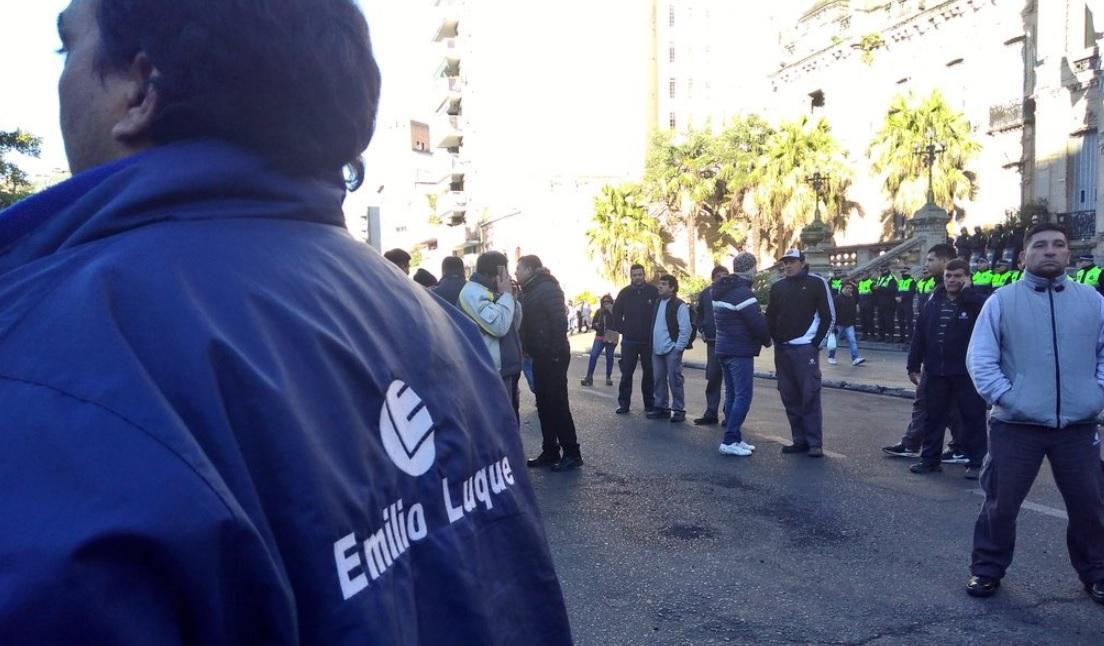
[712,253,772,456]
[905,259,988,478]
[0,1,572,643]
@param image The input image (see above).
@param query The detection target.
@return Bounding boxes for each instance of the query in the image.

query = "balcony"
[433,3,459,42]
[434,114,463,149]
[1057,210,1096,241]
[436,76,462,113]
[988,99,1033,133]
[453,227,482,252]
[438,190,468,225]
[443,37,461,63]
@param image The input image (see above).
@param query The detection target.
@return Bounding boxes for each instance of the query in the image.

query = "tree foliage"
[586,183,665,284]
[746,115,858,259]
[1,129,43,209]
[868,90,980,219]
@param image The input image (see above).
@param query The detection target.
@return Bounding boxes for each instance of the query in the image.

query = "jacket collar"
[0,139,346,275]
[1022,269,1069,291]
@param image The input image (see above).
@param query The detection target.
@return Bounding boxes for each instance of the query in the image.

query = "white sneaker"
[719,442,752,456]
[852,357,866,366]
[827,357,838,365]
[738,441,756,452]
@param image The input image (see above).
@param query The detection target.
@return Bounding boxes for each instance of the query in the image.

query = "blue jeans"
[585,338,615,379]
[827,325,859,361]
[720,356,754,445]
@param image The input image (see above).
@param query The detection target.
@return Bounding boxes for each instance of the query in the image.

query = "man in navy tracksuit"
[613,264,660,414]
[906,259,988,478]
[0,1,572,642]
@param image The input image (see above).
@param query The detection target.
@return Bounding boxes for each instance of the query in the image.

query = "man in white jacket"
[459,252,520,375]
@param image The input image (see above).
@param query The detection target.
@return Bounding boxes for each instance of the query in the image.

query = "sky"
[0,0,424,180]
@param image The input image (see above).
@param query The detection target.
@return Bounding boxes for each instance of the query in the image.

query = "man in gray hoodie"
[964,222,1104,605]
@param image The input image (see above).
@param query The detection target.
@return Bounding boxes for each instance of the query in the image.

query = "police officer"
[990,259,1014,289]
[874,267,898,342]
[830,270,845,295]
[915,269,935,320]
[972,257,994,295]
[858,272,876,339]
[1074,254,1101,287]
[895,268,917,343]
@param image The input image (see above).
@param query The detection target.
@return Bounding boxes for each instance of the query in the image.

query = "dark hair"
[475,251,508,276]
[518,255,543,271]
[658,274,679,293]
[945,259,970,274]
[1025,222,1068,244]
[629,263,645,274]
[710,265,729,279]
[94,0,380,180]
[441,255,465,277]
[383,248,410,266]
[412,268,438,288]
[927,243,956,261]
[600,293,613,304]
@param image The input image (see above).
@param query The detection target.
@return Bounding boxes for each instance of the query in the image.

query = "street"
[520,353,1104,645]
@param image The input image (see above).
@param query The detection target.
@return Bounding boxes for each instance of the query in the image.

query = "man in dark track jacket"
[517,255,583,471]
[0,1,572,643]
[612,264,660,414]
[433,255,467,306]
[766,249,835,457]
[906,259,988,478]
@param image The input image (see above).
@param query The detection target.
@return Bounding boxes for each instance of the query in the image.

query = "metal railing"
[843,237,924,279]
[1057,210,1096,241]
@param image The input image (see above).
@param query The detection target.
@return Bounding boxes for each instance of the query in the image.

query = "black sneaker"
[526,452,561,468]
[615,406,630,415]
[1086,581,1104,605]
[941,450,969,465]
[551,455,583,472]
[693,415,719,426]
[909,462,942,474]
[670,412,686,423]
[645,409,671,420]
[781,443,810,454]
[882,442,919,458]
[966,575,1000,598]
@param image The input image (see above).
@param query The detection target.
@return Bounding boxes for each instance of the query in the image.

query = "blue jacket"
[0,141,571,644]
[697,286,717,342]
[907,285,986,377]
[711,275,771,358]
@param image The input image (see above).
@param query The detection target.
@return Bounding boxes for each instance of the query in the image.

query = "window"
[669,112,677,130]
[669,45,676,63]
[668,5,675,27]
[1071,130,1098,211]
[669,78,676,99]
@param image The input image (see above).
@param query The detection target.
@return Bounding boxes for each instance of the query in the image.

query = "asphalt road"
[518,354,1104,645]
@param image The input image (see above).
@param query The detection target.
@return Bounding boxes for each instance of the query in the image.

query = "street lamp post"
[806,171,828,224]
[914,134,945,206]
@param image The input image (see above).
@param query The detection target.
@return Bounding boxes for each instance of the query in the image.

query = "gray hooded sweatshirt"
[966,270,1104,428]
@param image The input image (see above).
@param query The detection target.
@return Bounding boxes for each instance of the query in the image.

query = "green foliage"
[426,193,441,225]
[409,247,424,270]
[1,129,43,209]
[868,90,980,219]
[573,290,597,306]
[586,183,665,284]
[857,33,885,65]
[747,116,858,259]
[676,273,709,302]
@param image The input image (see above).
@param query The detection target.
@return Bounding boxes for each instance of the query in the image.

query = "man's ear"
[111,52,159,142]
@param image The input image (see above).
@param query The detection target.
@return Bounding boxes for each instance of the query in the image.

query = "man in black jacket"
[766,249,834,457]
[906,259,988,478]
[433,255,467,307]
[694,265,730,425]
[612,264,660,414]
[516,255,583,471]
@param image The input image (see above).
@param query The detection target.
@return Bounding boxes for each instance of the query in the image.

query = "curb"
[574,348,916,401]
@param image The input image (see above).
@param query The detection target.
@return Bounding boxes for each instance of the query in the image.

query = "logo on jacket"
[380,380,436,477]
[959,312,969,320]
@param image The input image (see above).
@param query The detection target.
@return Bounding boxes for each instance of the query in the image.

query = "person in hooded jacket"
[516,255,583,472]
[827,281,865,366]
[712,253,772,456]
[433,255,467,307]
[0,1,572,643]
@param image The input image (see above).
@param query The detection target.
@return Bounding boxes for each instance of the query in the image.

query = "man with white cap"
[1074,254,1101,288]
[765,249,835,457]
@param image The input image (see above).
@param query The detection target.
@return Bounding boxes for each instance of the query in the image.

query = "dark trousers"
[895,302,914,341]
[859,296,875,336]
[532,352,580,458]
[901,371,963,451]
[877,305,895,340]
[703,341,722,417]
[774,343,823,448]
[972,421,1104,584]
[618,339,655,411]
[503,374,520,424]
[919,374,987,466]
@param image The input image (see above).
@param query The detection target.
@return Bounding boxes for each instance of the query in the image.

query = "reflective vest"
[897,277,914,291]
[972,269,993,287]
[830,278,843,292]
[991,271,1014,288]
[858,278,874,295]
[1076,265,1101,287]
[876,275,895,289]
[917,277,936,294]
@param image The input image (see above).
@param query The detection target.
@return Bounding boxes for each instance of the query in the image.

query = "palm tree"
[868,90,980,219]
[586,183,666,284]
[746,116,858,260]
